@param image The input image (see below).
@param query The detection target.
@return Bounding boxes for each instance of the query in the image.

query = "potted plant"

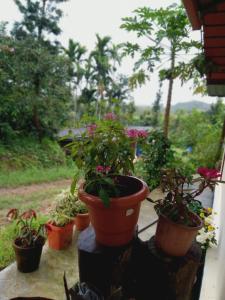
[73,199,90,231]
[153,167,222,256]
[46,189,78,250]
[6,208,46,273]
[68,113,149,246]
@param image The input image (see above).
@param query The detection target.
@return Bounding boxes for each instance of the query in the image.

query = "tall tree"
[89,34,121,117]
[63,39,87,123]
[9,0,70,139]
[121,4,201,137]
[12,0,67,44]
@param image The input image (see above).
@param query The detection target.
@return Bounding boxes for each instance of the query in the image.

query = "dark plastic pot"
[13,237,45,273]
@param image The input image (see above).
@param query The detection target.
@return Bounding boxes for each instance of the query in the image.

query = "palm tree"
[89,34,121,117]
[64,39,87,123]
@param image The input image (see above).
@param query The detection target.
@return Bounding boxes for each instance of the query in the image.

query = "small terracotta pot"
[155,213,203,256]
[75,213,90,231]
[78,175,149,246]
[46,221,74,250]
[13,236,45,273]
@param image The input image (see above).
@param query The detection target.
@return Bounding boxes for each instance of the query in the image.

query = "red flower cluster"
[197,167,221,179]
[125,129,148,139]
[7,208,37,221]
[96,165,111,173]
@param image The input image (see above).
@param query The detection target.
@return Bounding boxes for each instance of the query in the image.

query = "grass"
[0,188,66,211]
[0,215,48,270]
[0,165,75,188]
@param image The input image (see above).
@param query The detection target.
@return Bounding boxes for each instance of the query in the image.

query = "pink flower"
[96,165,104,173]
[138,130,148,138]
[126,129,148,139]
[96,165,111,174]
[87,124,97,136]
[105,166,111,173]
[126,129,139,138]
[197,167,221,179]
[104,112,117,120]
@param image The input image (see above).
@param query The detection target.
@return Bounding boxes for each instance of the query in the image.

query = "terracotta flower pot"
[75,213,90,231]
[46,221,74,250]
[155,213,203,256]
[13,236,45,273]
[78,175,149,246]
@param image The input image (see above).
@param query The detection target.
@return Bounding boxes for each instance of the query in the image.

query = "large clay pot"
[46,221,74,250]
[75,213,90,231]
[13,236,45,273]
[155,213,203,256]
[78,175,149,246]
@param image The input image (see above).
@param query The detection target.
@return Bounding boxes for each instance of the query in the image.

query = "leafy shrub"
[0,137,68,171]
[140,130,174,190]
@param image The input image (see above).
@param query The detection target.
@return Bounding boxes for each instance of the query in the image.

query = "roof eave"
[182,0,202,30]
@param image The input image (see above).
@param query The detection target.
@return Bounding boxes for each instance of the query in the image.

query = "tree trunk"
[38,0,47,40]
[163,50,175,137]
[214,116,225,167]
[32,75,42,140]
[32,104,42,141]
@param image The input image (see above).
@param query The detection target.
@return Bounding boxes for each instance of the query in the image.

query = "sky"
[0,0,219,107]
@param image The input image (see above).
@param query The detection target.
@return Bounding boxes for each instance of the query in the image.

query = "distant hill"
[171,101,211,112]
[135,101,211,114]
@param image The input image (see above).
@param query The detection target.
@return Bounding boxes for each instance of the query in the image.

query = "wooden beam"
[182,0,202,30]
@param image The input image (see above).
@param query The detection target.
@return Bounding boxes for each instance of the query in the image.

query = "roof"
[182,0,225,96]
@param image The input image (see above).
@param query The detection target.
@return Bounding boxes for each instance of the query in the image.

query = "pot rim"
[158,212,203,231]
[78,175,149,208]
[46,221,74,230]
[76,212,89,217]
[13,236,45,250]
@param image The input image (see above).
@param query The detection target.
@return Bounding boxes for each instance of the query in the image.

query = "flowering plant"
[6,209,46,248]
[69,113,148,207]
[154,167,223,226]
[196,207,217,250]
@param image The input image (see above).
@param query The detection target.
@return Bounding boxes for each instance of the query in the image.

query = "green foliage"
[0,215,48,269]
[170,108,222,168]
[154,167,221,226]
[0,223,16,270]
[121,4,202,135]
[141,130,175,190]
[12,0,68,42]
[0,33,72,140]
[0,137,67,171]
[68,117,138,205]
[7,209,46,247]
[49,186,87,226]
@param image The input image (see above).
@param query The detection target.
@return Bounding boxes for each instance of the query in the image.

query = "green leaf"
[99,189,110,208]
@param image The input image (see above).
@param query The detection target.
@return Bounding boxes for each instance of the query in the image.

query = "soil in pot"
[75,213,90,231]
[155,213,203,256]
[79,175,149,246]
[46,221,74,250]
[13,236,45,273]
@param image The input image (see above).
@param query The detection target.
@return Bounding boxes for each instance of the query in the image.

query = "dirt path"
[0,179,72,226]
[0,179,71,197]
